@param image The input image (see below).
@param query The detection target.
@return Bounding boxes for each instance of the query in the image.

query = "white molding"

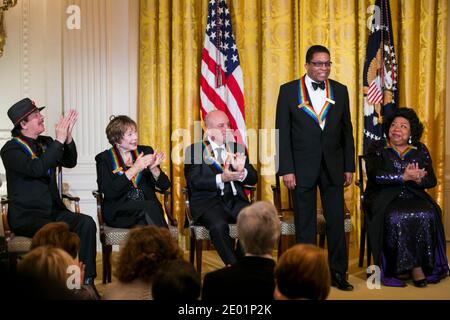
[128,0,139,120]
[0,130,10,140]
[63,0,110,160]
[21,0,30,97]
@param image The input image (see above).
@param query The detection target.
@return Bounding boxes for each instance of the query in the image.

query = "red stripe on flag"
[368,82,382,103]
[202,48,226,86]
[225,74,245,118]
[202,48,245,119]
[201,0,246,147]
[200,75,240,132]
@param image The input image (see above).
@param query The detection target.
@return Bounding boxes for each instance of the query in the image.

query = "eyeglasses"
[309,61,332,68]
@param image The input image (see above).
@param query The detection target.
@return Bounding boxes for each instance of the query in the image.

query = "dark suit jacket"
[275,77,355,187]
[202,256,276,301]
[0,135,77,235]
[95,145,170,228]
[184,141,257,221]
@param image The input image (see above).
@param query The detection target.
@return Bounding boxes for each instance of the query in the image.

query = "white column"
[60,0,139,249]
[0,0,64,194]
[0,0,139,243]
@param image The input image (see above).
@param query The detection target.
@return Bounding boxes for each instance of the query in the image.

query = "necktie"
[216,147,224,164]
[216,147,234,206]
[312,81,325,91]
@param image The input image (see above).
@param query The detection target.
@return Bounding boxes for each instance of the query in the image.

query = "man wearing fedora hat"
[0,98,97,286]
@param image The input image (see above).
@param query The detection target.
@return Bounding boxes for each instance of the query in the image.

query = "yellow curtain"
[139,0,447,246]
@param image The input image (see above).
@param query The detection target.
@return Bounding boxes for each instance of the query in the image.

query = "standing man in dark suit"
[1,98,97,286]
[202,201,280,301]
[184,110,257,266]
[275,45,355,291]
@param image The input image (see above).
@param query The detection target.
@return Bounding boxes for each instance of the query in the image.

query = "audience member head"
[115,225,181,283]
[17,246,78,299]
[152,259,201,301]
[383,107,424,147]
[31,222,80,259]
[237,201,280,256]
[274,244,330,300]
[105,115,138,148]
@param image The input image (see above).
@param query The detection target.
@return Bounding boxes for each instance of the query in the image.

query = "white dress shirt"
[207,138,247,196]
[305,74,327,130]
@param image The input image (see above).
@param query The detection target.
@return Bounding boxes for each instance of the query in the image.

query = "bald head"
[204,110,230,145]
[204,110,228,128]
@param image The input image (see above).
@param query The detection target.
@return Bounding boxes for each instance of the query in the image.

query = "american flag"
[200,0,246,147]
[367,78,383,104]
[362,0,398,153]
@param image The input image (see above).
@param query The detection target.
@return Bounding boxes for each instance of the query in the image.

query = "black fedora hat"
[7,98,45,127]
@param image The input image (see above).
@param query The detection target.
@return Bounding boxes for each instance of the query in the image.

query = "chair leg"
[189,235,195,265]
[102,245,106,284]
[277,236,283,259]
[344,231,350,281]
[345,230,350,260]
[9,252,18,271]
[278,235,295,259]
[318,233,326,248]
[102,244,112,284]
[359,225,366,268]
[195,239,203,276]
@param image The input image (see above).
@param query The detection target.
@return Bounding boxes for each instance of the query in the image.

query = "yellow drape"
[139,0,447,246]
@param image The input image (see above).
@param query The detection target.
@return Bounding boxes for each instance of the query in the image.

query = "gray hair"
[237,201,280,255]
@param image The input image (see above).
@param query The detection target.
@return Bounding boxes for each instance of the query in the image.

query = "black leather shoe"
[331,272,354,291]
[84,277,101,299]
[84,277,94,285]
[413,279,427,288]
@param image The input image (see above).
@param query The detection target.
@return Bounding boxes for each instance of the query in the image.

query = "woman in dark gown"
[365,108,448,287]
[95,115,170,228]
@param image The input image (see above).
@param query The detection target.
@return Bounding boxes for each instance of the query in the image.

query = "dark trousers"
[53,210,97,278]
[14,210,98,279]
[197,194,248,266]
[292,162,348,274]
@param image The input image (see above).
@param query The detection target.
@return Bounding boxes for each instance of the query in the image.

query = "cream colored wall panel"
[62,0,109,161]
[0,0,62,193]
[61,0,139,249]
[0,0,139,250]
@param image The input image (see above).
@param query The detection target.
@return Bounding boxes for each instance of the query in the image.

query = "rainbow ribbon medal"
[297,75,334,126]
[14,137,51,175]
[385,142,417,160]
[202,140,231,172]
[109,147,143,188]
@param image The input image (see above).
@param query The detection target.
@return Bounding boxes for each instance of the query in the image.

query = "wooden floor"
[95,240,450,300]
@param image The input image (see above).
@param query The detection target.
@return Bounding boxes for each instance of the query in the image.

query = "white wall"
[0,0,139,248]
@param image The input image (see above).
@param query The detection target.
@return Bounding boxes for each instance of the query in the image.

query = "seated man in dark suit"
[184,110,257,266]
[202,201,280,301]
[0,98,97,286]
